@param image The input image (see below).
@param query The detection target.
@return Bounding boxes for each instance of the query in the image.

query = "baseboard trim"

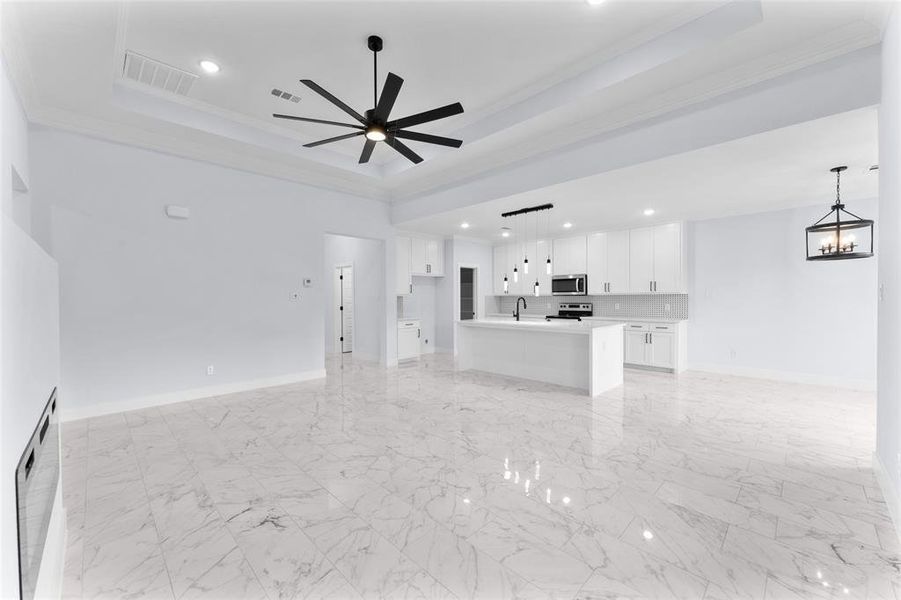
[689,363,876,391]
[872,451,901,550]
[61,369,327,421]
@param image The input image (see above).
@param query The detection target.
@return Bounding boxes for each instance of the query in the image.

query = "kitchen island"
[456,319,624,396]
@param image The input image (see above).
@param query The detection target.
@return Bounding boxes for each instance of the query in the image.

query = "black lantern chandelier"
[805,166,874,261]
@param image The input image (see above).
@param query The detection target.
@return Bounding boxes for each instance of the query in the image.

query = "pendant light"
[805,166,874,261]
[523,214,529,274]
[500,203,554,289]
[533,211,540,296]
[545,210,552,275]
[512,214,519,283]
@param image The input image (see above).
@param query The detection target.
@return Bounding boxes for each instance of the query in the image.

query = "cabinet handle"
[649,281,653,292]
[417,328,421,338]
[649,333,653,343]
[409,283,413,294]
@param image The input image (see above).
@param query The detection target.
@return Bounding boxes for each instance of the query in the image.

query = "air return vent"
[122,51,198,96]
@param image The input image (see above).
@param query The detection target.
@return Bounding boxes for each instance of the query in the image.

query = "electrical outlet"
[729,348,737,360]
[207,365,215,376]
[615,303,621,310]
[289,291,300,301]
[664,303,671,312]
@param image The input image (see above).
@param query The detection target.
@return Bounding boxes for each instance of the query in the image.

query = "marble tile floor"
[60,354,900,600]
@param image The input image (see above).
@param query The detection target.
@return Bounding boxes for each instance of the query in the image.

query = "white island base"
[456,320,624,396]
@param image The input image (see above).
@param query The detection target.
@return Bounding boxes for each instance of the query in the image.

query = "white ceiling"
[1,0,889,202]
[399,107,879,241]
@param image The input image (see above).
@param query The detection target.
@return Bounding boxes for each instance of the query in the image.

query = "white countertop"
[459,318,623,335]
[486,313,685,324]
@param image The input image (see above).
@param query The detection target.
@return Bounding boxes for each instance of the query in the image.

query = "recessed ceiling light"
[643,208,655,216]
[501,231,510,238]
[563,222,573,229]
[642,530,654,540]
[585,0,605,5]
[460,222,470,229]
[199,60,220,74]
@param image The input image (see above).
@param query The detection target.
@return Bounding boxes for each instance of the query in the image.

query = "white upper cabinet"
[587,233,608,295]
[629,227,655,293]
[606,230,630,294]
[587,230,630,294]
[552,236,587,275]
[409,235,444,276]
[492,224,684,296]
[629,223,684,293]
[395,236,412,295]
[425,238,444,276]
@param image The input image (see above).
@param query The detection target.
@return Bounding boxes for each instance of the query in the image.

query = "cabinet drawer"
[649,323,675,332]
[625,322,649,331]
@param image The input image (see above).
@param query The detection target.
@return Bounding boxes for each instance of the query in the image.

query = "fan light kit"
[805,166,874,261]
[273,35,464,165]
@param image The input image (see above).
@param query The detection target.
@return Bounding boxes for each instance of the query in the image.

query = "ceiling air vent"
[271,88,301,103]
[122,51,198,96]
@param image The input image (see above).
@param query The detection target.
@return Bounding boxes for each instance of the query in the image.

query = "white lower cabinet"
[622,321,686,372]
[397,320,421,360]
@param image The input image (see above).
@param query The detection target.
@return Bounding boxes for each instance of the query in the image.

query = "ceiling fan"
[272,35,464,165]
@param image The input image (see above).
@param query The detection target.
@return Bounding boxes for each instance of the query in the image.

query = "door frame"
[333,263,354,354]
[453,263,480,356]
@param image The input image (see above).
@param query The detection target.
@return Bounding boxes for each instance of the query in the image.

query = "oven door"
[552,275,587,296]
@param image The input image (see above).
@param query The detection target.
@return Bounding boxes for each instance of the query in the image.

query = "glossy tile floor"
[61,354,900,599]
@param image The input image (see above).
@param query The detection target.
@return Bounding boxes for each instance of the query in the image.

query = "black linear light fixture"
[272,35,464,165]
[805,166,874,261]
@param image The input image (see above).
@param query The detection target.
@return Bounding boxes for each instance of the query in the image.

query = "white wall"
[323,234,385,361]
[877,5,901,541]
[30,129,394,419]
[439,237,494,354]
[1,56,63,600]
[689,199,878,388]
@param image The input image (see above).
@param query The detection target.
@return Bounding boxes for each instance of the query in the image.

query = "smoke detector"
[122,51,198,96]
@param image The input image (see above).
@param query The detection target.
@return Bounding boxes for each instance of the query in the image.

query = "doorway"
[460,267,475,321]
[334,265,354,353]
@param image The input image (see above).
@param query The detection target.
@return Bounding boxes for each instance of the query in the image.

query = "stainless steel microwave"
[552,274,587,296]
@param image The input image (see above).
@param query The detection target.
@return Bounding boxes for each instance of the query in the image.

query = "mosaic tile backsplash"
[494,293,688,320]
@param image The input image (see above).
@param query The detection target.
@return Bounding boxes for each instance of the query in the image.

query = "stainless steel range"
[545,302,593,321]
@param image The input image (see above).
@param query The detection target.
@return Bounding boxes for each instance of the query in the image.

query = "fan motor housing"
[368,35,383,52]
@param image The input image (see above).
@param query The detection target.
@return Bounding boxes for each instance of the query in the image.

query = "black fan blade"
[387,136,423,164]
[373,72,403,122]
[393,130,463,148]
[303,131,364,148]
[273,114,363,129]
[359,139,376,164]
[387,102,463,130]
[300,80,367,124]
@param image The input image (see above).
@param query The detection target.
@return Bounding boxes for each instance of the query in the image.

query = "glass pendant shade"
[805,166,874,261]
[503,275,509,294]
[513,267,519,283]
[533,280,540,297]
[524,257,529,274]
[546,258,552,275]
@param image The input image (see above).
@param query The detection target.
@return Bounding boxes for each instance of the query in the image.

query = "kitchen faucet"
[514,297,527,321]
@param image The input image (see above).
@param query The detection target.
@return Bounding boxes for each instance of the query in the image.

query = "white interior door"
[336,266,354,353]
